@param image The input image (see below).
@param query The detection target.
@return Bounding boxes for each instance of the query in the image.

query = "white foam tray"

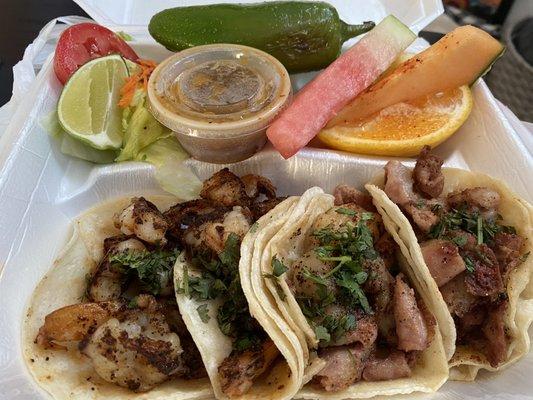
[73,0,443,34]
[0,9,532,400]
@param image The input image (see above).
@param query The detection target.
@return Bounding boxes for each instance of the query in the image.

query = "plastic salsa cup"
[148,44,292,163]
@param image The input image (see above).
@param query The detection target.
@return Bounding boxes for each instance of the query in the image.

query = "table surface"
[0,0,88,106]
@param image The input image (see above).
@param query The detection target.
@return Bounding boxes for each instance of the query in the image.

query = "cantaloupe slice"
[327,25,503,126]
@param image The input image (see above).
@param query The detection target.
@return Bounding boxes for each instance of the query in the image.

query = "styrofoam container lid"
[73,0,443,34]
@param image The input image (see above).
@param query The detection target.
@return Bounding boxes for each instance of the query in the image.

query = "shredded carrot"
[118,59,157,108]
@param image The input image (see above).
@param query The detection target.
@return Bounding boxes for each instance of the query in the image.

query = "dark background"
[0,0,88,106]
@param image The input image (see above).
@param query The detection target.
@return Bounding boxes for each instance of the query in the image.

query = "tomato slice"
[54,23,139,84]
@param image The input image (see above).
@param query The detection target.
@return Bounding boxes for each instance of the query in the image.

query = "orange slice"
[316,85,473,157]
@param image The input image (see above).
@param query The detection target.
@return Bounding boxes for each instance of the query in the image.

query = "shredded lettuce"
[60,132,117,164]
[42,70,201,199]
[116,105,171,162]
[137,136,201,200]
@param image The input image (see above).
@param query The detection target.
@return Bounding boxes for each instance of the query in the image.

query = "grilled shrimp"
[88,236,146,302]
[36,301,124,349]
[115,197,169,246]
[184,206,251,254]
[36,295,186,392]
[218,339,279,397]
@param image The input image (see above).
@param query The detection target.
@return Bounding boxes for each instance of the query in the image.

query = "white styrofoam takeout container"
[73,0,443,34]
[0,1,532,399]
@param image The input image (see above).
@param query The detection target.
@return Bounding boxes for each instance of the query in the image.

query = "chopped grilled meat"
[440,274,479,318]
[240,174,276,200]
[333,184,376,211]
[343,314,379,348]
[291,251,337,301]
[362,350,411,381]
[420,239,466,287]
[463,245,503,297]
[492,232,526,281]
[114,197,169,246]
[200,168,250,207]
[321,305,378,348]
[481,299,508,367]
[315,344,369,391]
[447,187,500,219]
[374,232,398,270]
[413,146,444,198]
[384,161,417,206]
[393,274,429,352]
[363,258,395,316]
[218,340,279,397]
[384,161,439,233]
[405,203,440,233]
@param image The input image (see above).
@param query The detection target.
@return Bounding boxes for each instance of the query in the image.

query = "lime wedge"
[58,55,130,150]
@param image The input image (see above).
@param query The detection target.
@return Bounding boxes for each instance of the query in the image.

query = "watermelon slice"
[266,15,416,159]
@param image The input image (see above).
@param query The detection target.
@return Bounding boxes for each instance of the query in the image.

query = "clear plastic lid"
[148,44,292,139]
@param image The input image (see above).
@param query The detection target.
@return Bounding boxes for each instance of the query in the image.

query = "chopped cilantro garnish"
[110,248,179,295]
[196,304,210,323]
[336,207,357,216]
[429,205,516,245]
[452,235,468,247]
[314,325,330,342]
[464,255,475,274]
[271,256,288,277]
[180,233,263,351]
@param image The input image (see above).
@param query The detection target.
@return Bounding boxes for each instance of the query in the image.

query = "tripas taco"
[366,146,533,380]
[253,184,449,397]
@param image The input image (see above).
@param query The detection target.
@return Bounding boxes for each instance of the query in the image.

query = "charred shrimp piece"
[200,168,250,207]
[218,339,279,397]
[37,295,187,392]
[164,199,220,239]
[159,301,207,379]
[481,299,508,367]
[184,206,252,254]
[241,174,277,200]
[81,295,186,392]
[88,236,146,302]
[115,197,169,246]
[36,301,125,349]
[249,197,287,220]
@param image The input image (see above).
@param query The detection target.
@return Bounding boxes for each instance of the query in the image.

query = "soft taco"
[23,195,213,399]
[172,169,304,400]
[253,184,449,398]
[366,146,533,380]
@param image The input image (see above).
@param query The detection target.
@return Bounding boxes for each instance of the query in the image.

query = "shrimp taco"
[171,169,304,399]
[366,146,533,380]
[23,195,213,399]
[252,185,449,398]
[23,169,299,399]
